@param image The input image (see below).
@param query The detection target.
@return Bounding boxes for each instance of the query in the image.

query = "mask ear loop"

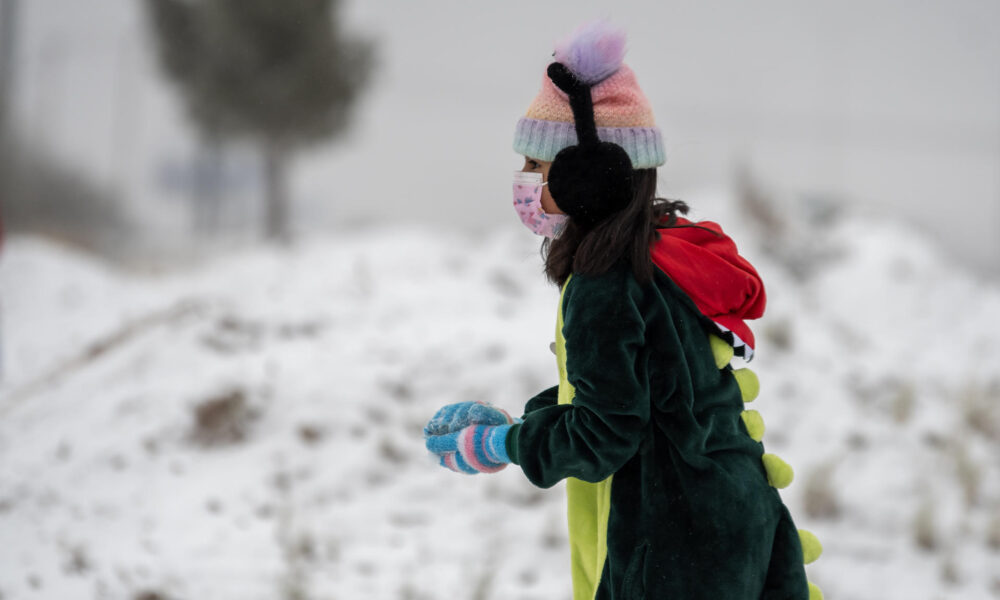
[513,171,550,186]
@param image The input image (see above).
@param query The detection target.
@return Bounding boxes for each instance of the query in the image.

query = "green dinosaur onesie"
[504,262,821,599]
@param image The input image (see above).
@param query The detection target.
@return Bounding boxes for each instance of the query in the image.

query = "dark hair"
[540,168,719,287]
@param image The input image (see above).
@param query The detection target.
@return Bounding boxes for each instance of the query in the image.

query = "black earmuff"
[546,62,634,228]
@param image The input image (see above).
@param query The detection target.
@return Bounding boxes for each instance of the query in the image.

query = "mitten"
[425,424,514,474]
[423,401,521,438]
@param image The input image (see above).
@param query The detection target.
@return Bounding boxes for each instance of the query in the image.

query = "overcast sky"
[8,0,1000,277]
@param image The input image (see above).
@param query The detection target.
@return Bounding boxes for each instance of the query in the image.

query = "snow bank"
[1,195,998,599]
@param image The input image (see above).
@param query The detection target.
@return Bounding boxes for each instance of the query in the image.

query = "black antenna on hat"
[544,62,634,228]
[546,62,599,147]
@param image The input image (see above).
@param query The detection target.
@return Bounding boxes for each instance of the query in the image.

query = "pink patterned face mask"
[513,170,569,239]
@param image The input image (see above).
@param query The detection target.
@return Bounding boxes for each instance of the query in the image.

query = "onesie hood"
[650,216,766,360]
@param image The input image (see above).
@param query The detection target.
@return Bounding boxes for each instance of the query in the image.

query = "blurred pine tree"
[145,0,376,244]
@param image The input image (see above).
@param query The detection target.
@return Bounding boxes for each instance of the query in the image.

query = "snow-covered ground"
[1,189,999,600]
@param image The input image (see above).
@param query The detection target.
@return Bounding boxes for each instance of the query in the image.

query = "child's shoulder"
[561,262,649,329]
[565,260,643,300]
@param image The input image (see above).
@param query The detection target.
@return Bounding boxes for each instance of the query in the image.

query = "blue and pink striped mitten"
[423,401,522,474]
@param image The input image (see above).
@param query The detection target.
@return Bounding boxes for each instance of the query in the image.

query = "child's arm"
[521,384,560,418]
[505,268,654,489]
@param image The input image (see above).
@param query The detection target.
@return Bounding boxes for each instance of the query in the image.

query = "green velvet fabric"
[505,262,809,599]
[520,384,560,416]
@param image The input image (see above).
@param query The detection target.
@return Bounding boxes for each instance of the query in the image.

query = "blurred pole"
[31,35,65,155]
[111,33,140,202]
[0,0,18,185]
[263,141,290,245]
[0,0,16,143]
[0,0,19,382]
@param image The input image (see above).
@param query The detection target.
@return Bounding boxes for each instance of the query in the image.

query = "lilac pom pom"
[553,18,627,85]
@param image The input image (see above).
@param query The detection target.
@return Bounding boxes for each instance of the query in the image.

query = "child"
[424,20,822,600]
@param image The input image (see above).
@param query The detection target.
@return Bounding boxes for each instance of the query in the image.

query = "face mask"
[513,170,569,239]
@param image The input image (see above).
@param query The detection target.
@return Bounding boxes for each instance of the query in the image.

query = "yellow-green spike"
[740,409,765,441]
[798,529,823,564]
[762,453,794,488]
[732,368,760,402]
[808,581,823,600]
[708,334,733,369]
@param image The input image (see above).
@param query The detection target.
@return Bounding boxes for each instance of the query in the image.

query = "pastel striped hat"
[513,20,666,169]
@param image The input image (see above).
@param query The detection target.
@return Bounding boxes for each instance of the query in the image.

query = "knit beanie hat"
[513,20,665,169]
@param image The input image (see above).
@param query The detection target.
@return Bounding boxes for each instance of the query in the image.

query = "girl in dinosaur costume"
[424,19,823,600]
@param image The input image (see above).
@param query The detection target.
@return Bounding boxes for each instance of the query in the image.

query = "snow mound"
[1,200,998,600]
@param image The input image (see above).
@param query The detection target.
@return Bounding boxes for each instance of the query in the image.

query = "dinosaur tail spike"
[808,581,824,600]
[741,409,765,442]
[732,367,760,402]
[762,453,794,489]
[798,529,823,564]
[708,334,734,368]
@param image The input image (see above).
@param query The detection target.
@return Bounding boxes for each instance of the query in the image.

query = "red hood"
[650,216,766,359]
